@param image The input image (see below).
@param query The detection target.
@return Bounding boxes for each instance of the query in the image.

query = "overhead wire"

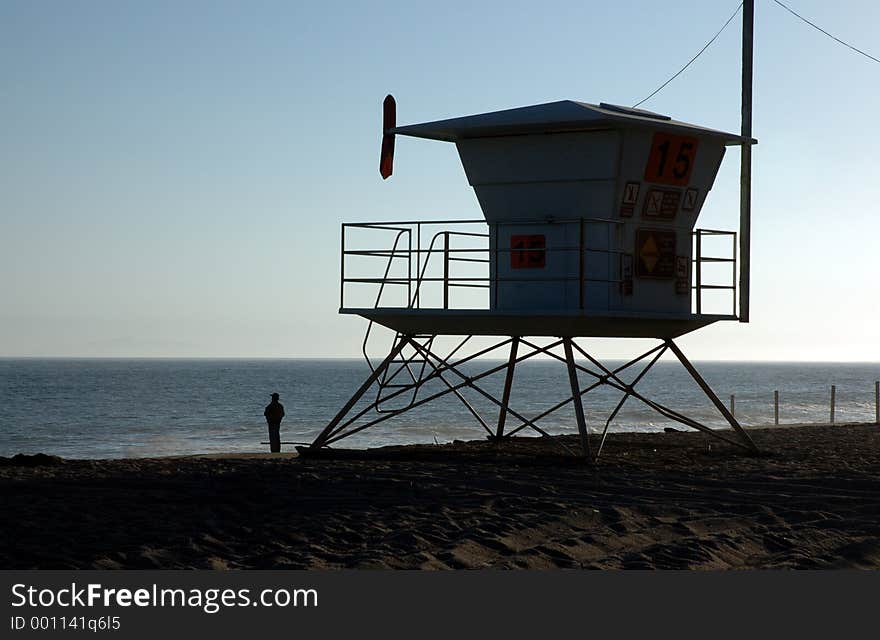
[632,2,743,108]
[632,1,878,109]
[772,0,880,65]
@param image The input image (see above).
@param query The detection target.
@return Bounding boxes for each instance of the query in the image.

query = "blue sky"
[1,0,878,360]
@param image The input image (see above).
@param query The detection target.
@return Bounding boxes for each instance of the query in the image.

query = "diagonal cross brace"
[405,338,577,456]
[320,338,570,449]
[321,337,517,446]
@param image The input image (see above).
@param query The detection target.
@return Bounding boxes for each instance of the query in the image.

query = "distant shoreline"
[2,356,880,364]
[7,420,875,462]
[2,421,877,463]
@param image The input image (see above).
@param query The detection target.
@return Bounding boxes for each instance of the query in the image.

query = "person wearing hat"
[263,392,285,453]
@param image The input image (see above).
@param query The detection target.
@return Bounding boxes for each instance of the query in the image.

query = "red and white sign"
[643,189,681,219]
[675,255,689,294]
[620,254,633,295]
[510,235,546,269]
[675,255,689,279]
[619,181,640,218]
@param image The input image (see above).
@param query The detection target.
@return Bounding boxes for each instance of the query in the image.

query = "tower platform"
[343,308,733,339]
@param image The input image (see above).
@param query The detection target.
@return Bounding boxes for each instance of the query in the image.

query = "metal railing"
[342,220,739,316]
[340,218,629,312]
[414,228,490,310]
[692,228,737,317]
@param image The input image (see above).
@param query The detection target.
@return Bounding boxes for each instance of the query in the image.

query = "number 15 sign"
[643,133,698,186]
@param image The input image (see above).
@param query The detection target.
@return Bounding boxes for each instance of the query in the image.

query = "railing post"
[774,390,779,425]
[407,228,412,308]
[830,384,836,424]
[732,231,738,317]
[730,394,735,418]
[443,232,450,310]
[340,224,345,309]
[416,223,421,309]
[875,381,879,425]
[492,224,498,310]
[579,217,585,310]
[695,229,702,315]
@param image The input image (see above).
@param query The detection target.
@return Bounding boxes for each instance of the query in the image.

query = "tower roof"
[392,100,754,145]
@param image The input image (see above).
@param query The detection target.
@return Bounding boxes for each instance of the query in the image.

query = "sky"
[1,0,878,360]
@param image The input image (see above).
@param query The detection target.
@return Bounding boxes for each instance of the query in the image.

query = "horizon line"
[2,355,879,365]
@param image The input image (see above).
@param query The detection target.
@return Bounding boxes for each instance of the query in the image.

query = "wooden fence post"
[730,394,735,418]
[830,384,836,424]
[875,381,879,425]
[774,390,779,425]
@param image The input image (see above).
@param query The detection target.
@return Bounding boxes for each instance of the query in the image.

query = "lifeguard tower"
[301,96,759,461]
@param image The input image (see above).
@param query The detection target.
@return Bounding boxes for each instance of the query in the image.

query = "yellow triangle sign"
[640,234,659,273]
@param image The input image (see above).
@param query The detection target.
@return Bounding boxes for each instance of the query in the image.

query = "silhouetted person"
[264,392,285,453]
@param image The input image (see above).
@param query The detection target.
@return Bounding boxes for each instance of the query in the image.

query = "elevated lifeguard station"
[301,96,759,461]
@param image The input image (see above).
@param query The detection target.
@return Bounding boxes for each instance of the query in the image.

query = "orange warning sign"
[636,229,676,278]
[643,133,698,186]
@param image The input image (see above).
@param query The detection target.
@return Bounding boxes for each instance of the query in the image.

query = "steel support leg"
[666,339,759,454]
[571,340,752,452]
[563,338,592,461]
[495,337,519,439]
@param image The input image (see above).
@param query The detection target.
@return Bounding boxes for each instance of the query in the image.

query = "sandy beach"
[2,423,880,569]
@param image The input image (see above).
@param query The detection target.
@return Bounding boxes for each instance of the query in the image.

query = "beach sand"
[2,423,880,569]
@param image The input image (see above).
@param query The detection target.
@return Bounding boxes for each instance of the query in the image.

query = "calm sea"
[0,359,878,459]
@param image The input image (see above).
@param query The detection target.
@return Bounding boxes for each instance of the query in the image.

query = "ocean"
[0,358,878,459]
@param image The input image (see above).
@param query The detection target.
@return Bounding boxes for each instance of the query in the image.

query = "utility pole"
[739,0,754,323]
